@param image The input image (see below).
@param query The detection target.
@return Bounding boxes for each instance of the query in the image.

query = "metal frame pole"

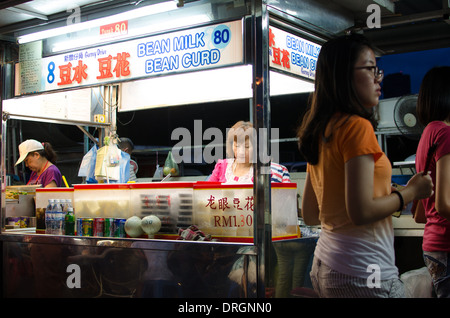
[251,0,271,298]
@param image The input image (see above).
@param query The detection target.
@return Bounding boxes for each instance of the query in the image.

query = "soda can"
[114,218,126,238]
[93,218,104,237]
[76,218,83,236]
[82,218,94,236]
[104,217,115,237]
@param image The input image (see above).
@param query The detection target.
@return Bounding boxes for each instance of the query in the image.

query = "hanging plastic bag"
[78,145,98,183]
[153,164,164,179]
[106,142,121,167]
[95,137,121,182]
[163,151,179,176]
[119,151,131,183]
[94,146,108,180]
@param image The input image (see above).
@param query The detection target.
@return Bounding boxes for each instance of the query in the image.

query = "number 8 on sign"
[47,61,55,84]
[212,25,231,49]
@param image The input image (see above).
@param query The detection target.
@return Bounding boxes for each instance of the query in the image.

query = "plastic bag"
[163,151,179,176]
[79,143,130,183]
[95,145,121,181]
[106,142,121,167]
[78,145,98,183]
[118,151,131,183]
[97,150,130,183]
[153,165,164,179]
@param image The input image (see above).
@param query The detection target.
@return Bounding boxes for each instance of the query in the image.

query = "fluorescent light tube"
[17,2,178,44]
[51,13,210,53]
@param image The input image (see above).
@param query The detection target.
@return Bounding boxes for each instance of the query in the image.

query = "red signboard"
[100,20,128,37]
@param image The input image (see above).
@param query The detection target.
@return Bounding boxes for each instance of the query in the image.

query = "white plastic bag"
[95,145,121,181]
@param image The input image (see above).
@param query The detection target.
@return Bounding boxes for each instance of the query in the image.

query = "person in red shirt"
[415,66,450,298]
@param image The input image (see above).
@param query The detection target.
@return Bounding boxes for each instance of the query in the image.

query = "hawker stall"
[1,0,421,298]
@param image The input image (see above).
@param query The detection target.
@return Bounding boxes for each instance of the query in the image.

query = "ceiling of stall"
[351,0,450,54]
[0,0,449,54]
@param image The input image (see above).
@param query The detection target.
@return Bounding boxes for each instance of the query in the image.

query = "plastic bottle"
[66,199,73,211]
[53,199,64,235]
[45,199,54,235]
[61,199,68,234]
[65,200,75,236]
[60,199,67,213]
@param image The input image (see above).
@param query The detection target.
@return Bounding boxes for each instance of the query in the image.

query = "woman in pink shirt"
[415,66,450,298]
[208,121,290,183]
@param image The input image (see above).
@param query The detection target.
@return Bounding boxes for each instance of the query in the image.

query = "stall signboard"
[195,184,255,242]
[193,182,299,243]
[17,20,244,95]
[269,25,321,81]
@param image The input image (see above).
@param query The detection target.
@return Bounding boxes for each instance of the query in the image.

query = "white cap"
[15,139,44,166]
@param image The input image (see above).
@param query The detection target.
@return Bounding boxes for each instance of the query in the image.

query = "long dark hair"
[417,66,450,126]
[36,142,58,164]
[297,34,377,165]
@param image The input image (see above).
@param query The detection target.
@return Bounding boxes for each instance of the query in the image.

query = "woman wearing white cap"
[15,139,62,188]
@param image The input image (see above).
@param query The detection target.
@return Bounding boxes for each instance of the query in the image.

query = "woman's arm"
[435,153,450,221]
[301,173,320,225]
[413,200,427,224]
[345,154,433,225]
[44,180,58,188]
[208,159,229,182]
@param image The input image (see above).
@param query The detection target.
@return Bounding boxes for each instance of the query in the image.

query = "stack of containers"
[34,182,300,242]
[129,182,194,238]
[73,184,131,237]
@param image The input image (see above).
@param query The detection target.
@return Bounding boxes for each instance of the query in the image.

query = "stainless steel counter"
[1,231,317,298]
[1,232,256,298]
[392,215,425,237]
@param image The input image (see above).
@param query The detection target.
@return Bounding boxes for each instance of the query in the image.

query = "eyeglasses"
[354,66,384,81]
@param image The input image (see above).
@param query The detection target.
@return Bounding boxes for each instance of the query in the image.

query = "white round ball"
[125,216,144,237]
[141,215,162,235]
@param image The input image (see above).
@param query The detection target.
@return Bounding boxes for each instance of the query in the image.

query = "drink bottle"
[54,199,64,235]
[65,205,75,236]
[45,199,54,235]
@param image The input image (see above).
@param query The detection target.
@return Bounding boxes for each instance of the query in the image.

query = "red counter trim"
[73,184,130,190]
[129,182,195,189]
[36,188,74,192]
[193,182,297,190]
